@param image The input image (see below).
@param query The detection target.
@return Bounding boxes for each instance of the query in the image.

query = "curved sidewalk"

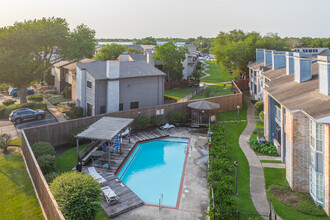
[238,95,280,219]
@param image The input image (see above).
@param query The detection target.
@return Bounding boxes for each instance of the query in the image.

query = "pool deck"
[82,166,144,218]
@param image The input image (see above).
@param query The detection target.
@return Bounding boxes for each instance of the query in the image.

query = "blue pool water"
[117,137,189,207]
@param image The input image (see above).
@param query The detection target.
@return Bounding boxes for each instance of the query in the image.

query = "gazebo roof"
[75,117,133,141]
[187,100,220,110]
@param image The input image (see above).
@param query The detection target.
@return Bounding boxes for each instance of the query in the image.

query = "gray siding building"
[76,55,166,116]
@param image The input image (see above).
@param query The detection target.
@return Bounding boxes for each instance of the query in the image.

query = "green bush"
[2,99,17,106]
[28,94,43,102]
[69,128,85,146]
[45,172,60,183]
[37,154,56,175]
[50,172,102,220]
[150,115,166,127]
[252,127,263,135]
[62,86,72,99]
[31,142,55,159]
[254,101,264,114]
[0,133,12,152]
[0,84,9,94]
[66,106,83,120]
[169,111,186,124]
[0,102,47,118]
[134,116,149,130]
[248,139,277,156]
[259,111,264,121]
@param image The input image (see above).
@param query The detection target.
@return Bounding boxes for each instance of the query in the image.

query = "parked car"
[9,108,45,124]
[10,88,34,97]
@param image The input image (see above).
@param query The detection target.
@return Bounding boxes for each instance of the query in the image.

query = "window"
[119,103,123,111]
[130,102,139,109]
[87,103,92,116]
[100,106,106,114]
[87,80,92,89]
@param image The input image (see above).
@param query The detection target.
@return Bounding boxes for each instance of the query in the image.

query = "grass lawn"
[264,168,328,219]
[0,151,44,219]
[201,61,234,83]
[190,85,233,100]
[47,95,71,105]
[260,160,282,164]
[55,144,89,173]
[216,101,247,121]
[164,88,197,100]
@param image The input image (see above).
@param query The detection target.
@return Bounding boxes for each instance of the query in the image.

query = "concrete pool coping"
[115,136,191,209]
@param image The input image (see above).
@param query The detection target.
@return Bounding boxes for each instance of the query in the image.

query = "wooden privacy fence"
[164,80,189,90]
[21,132,65,220]
[233,79,249,92]
[20,80,243,220]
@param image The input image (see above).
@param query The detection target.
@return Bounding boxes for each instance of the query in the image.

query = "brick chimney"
[294,52,313,83]
[272,51,286,70]
[318,55,330,95]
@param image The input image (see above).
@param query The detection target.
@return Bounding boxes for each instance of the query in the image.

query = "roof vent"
[294,52,313,83]
[318,55,330,95]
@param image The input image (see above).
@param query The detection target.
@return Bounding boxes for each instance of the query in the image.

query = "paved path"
[262,163,286,168]
[200,61,210,79]
[238,95,280,219]
[45,100,68,122]
[258,156,281,161]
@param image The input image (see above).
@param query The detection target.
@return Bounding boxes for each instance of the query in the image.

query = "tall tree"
[94,43,125,61]
[0,17,96,103]
[134,37,157,45]
[153,42,187,81]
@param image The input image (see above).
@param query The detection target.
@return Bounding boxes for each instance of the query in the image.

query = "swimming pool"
[117,137,189,207]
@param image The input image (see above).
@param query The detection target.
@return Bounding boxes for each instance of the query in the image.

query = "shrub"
[37,154,56,175]
[0,133,12,152]
[50,172,102,220]
[2,99,16,106]
[259,111,264,121]
[254,101,264,114]
[62,86,72,99]
[134,116,149,130]
[248,139,277,156]
[45,172,60,183]
[31,142,55,159]
[0,84,9,94]
[66,106,83,120]
[0,102,47,118]
[169,111,186,124]
[69,128,85,146]
[252,127,263,135]
[150,115,166,127]
[28,94,43,102]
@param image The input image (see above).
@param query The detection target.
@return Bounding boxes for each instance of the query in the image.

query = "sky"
[1,0,330,39]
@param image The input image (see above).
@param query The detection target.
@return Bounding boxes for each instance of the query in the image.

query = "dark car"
[9,108,45,124]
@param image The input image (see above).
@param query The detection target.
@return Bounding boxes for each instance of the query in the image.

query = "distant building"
[76,54,166,116]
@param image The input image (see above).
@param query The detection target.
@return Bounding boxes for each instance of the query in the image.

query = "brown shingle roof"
[262,66,286,81]
[63,58,95,71]
[248,62,264,70]
[265,63,330,120]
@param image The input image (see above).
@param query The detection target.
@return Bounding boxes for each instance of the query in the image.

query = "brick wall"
[324,124,330,214]
[264,91,269,141]
[285,110,292,184]
[290,111,310,192]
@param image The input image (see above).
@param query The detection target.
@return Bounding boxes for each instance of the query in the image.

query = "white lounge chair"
[121,128,130,137]
[160,123,175,130]
[88,167,107,185]
[101,186,119,203]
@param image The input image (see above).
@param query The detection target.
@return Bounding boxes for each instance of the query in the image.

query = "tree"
[153,42,187,81]
[134,36,157,45]
[0,18,96,103]
[0,133,12,154]
[94,43,125,61]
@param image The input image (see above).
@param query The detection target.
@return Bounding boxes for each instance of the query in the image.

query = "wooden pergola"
[75,117,134,170]
[188,100,220,124]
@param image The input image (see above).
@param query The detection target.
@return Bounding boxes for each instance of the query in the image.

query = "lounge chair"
[160,123,175,131]
[101,186,119,203]
[88,167,107,185]
[121,128,130,137]
[111,142,120,153]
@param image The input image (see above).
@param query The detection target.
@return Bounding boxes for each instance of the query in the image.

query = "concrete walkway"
[239,95,280,219]
[200,61,210,79]
[262,163,286,168]
[258,156,281,161]
[45,100,68,122]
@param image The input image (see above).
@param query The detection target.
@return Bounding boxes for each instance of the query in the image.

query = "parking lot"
[0,111,57,139]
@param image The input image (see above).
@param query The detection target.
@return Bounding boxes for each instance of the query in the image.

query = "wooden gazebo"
[188,100,220,124]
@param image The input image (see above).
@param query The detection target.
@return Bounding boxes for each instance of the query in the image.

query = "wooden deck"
[82,167,144,218]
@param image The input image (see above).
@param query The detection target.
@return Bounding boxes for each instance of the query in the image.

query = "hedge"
[62,86,72,99]
[2,99,16,106]
[150,115,166,127]
[0,102,47,118]
[31,142,55,159]
[37,154,56,175]
[65,106,83,120]
[134,117,149,130]
[248,139,278,156]
[254,101,264,114]
[169,111,186,124]
[28,94,43,102]
[50,172,102,220]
